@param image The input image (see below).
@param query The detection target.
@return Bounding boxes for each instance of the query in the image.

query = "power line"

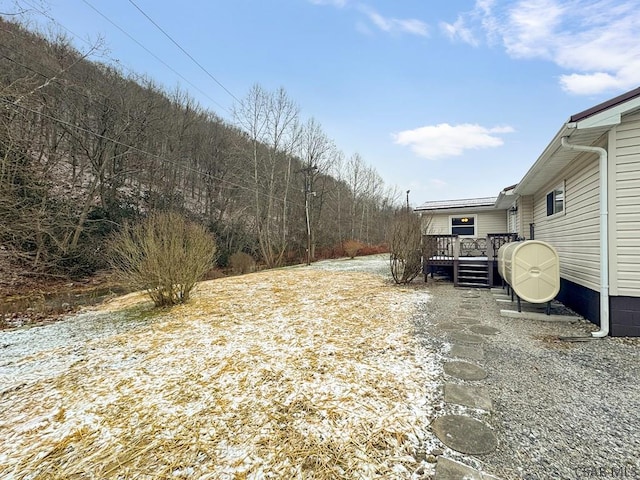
[20,0,234,117]
[0,37,304,210]
[1,6,310,211]
[127,0,241,104]
[80,0,233,117]
[0,96,305,210]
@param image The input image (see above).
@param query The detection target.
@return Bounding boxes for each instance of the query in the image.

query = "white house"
[417,86,640,337]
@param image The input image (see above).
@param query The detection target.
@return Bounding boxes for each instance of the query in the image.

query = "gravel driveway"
[413,280,640,480]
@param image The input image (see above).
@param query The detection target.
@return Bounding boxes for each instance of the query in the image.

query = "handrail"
[422,234,459,259]
[487,233,518,260]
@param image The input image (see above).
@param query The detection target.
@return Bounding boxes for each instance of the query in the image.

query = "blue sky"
[16,0,640,205]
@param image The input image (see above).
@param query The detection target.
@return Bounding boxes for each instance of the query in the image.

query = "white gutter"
[561,137,609,337]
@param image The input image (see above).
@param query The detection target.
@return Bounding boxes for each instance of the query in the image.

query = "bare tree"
[296,117,336,262]
[233,84,300,267]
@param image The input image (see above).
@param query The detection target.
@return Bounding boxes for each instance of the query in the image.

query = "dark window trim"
[450,215,477,237]
[546,182,565,217]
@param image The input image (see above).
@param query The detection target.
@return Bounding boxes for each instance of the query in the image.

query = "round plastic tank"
[497,240,560,303]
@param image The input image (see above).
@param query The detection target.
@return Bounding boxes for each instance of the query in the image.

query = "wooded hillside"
[0,18,400,283]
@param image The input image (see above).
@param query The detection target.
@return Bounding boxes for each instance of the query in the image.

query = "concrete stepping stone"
[456,316,481,325]
[450,344,484,361]
[448,332,485,344]
[459,303,476,310]
[444,383,493,410]
[444,361,487,380]
[435,457,502,480]
[461,293,480,299]
[436,322,464,331]
[435,457,482,480]
[432,415,498,454]
[470,325,501,335]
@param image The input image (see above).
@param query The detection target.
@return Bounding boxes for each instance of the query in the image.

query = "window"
[546,182,565,216]
[451,216,476,236]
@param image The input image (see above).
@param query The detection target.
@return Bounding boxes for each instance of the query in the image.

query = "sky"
[10,0,640,205]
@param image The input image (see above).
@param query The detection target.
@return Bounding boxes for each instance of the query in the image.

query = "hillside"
[0,17,398,290]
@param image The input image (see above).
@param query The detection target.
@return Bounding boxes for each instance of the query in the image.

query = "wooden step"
[456,260,489,287]
[457,281,490,288]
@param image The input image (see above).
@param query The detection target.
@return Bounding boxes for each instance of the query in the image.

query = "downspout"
[561,137,609,337]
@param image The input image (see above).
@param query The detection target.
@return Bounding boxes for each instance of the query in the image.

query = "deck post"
[487,234,494,287]
[453,236,460,286]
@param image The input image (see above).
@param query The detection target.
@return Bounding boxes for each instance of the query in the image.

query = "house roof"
[570,86,640,123]
[415,196,497,212]
[514,86,640,196]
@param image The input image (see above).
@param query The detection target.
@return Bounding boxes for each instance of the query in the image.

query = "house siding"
[532,152,601,292]
[507,204,517,234]
[423,210,507,237]
[613,111,640,297]
[508,196,534,239]
[518,195,534,239]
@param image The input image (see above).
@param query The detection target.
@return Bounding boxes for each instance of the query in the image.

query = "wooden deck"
[422,233,518,287]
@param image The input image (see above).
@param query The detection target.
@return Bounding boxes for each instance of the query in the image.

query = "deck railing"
[422,232,518,283]
[422,234,459,261]
[487,233,519,260]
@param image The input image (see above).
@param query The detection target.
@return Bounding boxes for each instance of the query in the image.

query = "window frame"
[546,181,565,217]
[450,214,477,237]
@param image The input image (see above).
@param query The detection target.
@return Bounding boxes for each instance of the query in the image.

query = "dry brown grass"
[0,266,435,479]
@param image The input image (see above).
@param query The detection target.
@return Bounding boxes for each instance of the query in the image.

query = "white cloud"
[440,18,478,47]
[313,1,428,37]
[359,6,429,37]
[559,72,626,96]
[393,123,514,160]
[442,0,640,95]
[502,0,565,59]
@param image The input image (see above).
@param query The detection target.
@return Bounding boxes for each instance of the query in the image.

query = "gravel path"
[413,280,640,480]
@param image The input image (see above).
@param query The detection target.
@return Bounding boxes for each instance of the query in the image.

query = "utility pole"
[406,190,411,212]
[299,164,318,265]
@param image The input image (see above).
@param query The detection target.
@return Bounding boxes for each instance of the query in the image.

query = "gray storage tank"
[497,240,560,304]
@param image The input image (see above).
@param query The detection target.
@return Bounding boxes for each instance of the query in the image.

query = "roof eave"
[415,204,499,214]
[515,87,640,197]
[513,123,572,196]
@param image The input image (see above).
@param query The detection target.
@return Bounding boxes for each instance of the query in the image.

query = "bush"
[108,211,217,307]
[358,243,389,256]
[343,239,364,259]
[229,251,256,274]
[388,211,422,284]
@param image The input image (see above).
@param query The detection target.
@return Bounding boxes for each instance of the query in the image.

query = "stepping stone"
[435,457,482,480]
[450,344,484,361]
[436,322,464,331]
[462,293,480,298]
[470,325,501,335]
[444,383,493,410]
[444,361,487,381]
[456,316,481,325]
[459,303,475,310]
[448,332,485,344]
[432,415,498,454]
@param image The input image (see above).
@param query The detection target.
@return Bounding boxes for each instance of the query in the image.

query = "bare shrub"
[343,239,364,259]
[108,212,217,307]
[388,211,422,284]
[229,251,256,274]
[359,243,389,256]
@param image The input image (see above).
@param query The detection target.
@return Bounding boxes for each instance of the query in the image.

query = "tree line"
[0,18,402,280]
